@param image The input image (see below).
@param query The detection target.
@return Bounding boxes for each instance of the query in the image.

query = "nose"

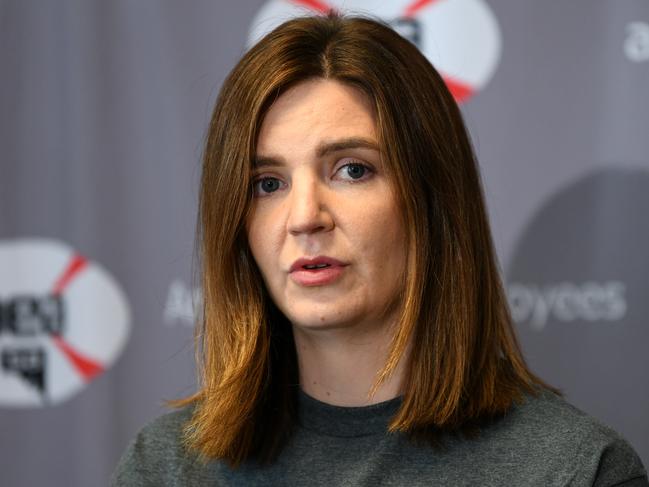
[286,175,335,236]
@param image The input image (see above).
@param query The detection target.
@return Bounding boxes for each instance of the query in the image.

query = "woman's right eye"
[253,177,283,196]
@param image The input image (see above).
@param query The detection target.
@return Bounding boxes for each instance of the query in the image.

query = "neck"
[292,320,407,407]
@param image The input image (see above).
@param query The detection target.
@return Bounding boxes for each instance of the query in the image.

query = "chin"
[285,307,358,331]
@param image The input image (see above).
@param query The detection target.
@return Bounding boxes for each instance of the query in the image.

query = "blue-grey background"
[0,1,647,485]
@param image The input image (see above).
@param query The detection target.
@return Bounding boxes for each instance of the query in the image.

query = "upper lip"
[289,256,347,272]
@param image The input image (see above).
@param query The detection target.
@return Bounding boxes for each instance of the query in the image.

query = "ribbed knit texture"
[112,390,648,486]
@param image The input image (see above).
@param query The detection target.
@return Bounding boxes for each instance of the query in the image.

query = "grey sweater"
[112,390,648,486]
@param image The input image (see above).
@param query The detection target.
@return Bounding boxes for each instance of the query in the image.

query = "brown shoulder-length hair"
[177,13,552,466]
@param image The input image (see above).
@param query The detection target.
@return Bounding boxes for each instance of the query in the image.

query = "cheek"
[246,209,283,278]
[246,214,269,271]
[353,200,406,272]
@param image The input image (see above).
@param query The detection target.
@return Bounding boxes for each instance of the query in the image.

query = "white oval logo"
[0,239,131,407]
[248,0,502,102]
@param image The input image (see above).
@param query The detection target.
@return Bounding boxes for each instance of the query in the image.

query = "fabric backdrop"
[1,1,647,485]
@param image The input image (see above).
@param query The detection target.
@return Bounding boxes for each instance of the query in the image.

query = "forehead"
[256,79,377,154]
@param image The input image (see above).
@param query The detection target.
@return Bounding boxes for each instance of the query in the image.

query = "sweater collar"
[297,389,402,438]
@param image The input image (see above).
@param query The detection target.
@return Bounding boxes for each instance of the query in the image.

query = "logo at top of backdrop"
[0,239,130,407]
[248,0,502,103]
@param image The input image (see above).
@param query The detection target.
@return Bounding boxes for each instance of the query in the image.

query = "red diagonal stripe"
[403,0,442,17]
[442,75,475,103]
[50,254,102,382]
[52,254,87,295]
[52,335,104,382]
[289,0,332,13]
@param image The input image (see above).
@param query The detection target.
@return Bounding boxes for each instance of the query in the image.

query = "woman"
[113,14,647,486]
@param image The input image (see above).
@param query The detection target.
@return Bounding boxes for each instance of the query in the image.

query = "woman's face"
[246,79,407,334]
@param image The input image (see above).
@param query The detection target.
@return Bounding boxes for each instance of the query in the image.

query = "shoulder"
[111,406,213,487]
[490,389,648,486]
[130,406,192,450]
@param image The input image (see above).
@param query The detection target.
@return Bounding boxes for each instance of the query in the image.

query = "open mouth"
[303,263,331,270]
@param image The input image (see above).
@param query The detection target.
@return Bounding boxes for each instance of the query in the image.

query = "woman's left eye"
[337,161,373,181]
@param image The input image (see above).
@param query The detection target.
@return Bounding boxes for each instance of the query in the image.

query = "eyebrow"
[253,137,380,168]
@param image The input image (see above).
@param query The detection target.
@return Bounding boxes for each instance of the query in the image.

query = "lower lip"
[290,266,345,286]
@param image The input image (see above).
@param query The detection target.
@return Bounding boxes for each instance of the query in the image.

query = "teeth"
[304,263,330,269]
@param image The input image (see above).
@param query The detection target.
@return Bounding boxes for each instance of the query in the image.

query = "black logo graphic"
[0,294,65,395]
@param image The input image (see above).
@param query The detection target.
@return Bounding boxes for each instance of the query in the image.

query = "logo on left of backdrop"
[0,239,131,407]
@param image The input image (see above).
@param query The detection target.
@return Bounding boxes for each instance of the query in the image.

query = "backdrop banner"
[1,1,647,485]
